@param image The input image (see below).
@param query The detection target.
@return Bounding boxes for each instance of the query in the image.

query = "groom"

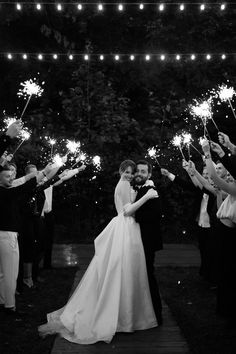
[134,160,163,325]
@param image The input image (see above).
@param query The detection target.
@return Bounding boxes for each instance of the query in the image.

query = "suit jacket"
[135,185,163,252]
[173,176,217,226]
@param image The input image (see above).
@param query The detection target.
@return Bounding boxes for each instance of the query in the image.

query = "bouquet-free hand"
[145,188,158,199]
[218,132,230,148]
[210,141,225,157]
[201,140,210,155]
[161,168,170,177]
[182,159,189,170]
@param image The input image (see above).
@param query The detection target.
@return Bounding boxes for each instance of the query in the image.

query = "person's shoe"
[23,277,34,288]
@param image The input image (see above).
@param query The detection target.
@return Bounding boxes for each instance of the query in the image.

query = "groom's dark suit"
[135,185,163,324]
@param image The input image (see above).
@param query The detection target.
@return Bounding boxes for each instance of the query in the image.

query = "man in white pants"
[0,165,47,317]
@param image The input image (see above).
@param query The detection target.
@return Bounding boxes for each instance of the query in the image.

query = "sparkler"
[182,133,192,160]
[189,98,216,137]
[92,155,101,169]
[17,79,44,119]
[217,84,236,120]
[172,135,186,160]
[66,140,80,155]
[12,129,31,155]
[71,153,87,168]
[3,116,17,128]
[52,154,64,167]
[147,147,161,167]
[48,138,56,158]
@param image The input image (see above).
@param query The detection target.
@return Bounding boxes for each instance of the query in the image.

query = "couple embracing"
[38,159,163,344]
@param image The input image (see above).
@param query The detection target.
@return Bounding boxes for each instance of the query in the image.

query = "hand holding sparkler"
[161,168,170,177]
[200,139,211,157]
[71,153,86,168]
[182,159,189,170]
[147,147,161,167]
[210,141,225,158]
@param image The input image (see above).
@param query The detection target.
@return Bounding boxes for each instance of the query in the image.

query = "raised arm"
[202,141,236,197]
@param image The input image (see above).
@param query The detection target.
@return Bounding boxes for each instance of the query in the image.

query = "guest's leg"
[0,232,19,308]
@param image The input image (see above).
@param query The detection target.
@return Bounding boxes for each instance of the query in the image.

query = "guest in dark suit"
[133,160,163,325]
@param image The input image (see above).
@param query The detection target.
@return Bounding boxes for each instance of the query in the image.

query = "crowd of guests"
[0,120,85,319]
[0,119,236,330]
[161,131,236,328]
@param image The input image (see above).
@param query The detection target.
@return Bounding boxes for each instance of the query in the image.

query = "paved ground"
[52,243,200,269]
[50,243,198,354]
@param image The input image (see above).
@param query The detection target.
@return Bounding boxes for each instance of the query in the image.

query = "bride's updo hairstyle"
[119,160,136,176]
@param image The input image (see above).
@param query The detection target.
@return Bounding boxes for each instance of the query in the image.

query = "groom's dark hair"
[136,160,152,174]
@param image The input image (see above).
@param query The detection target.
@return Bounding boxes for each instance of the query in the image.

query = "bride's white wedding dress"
[38,180,157,344]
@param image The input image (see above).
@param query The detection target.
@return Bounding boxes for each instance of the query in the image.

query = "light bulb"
[200,4,205,11]
[220,3,226,10]
[99,55,104,60]
[57,3,62,11]
[176,54,181,60]
[38,54,43,60]
[118,4,123,11]
[179,4,185,11]
[36,3,41,10]
[115,55,120,61]
[16,3,22,10]
[139,3,144,10]
[221,54,226,60]
[22,54,28,60]
[145,54,150,61]
[98,4,103,11]
[53,54,58,60]
[130,55,135,61]
[159,4,164,11]
[84,54,89,61]
[191,54,196,60]
[7,53,13,60]
[206,54,211,60]
[160,54,165,61]
[69,54,74,60]
[77,4,83,10]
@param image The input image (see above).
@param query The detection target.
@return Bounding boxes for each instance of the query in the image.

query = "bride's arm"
[123,188,158,216]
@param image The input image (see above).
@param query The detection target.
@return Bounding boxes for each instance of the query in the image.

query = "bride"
[38,159,158,344]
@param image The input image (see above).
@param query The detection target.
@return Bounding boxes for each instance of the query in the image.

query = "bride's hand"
[145,188,158,199]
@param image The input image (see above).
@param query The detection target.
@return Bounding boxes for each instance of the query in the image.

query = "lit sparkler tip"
[66,140,80,153]
[21,129,31,140]
[3,116,17,128]
[182,133,192,145]
[199,137,207,146]
[53,154,64,167]
[189,98,213,120]
[218,84,235,102]
[172,135,182,147]
[93,155,101,166]
[49,138,56,145]
[148,147,157,158]
[17,79,44,98]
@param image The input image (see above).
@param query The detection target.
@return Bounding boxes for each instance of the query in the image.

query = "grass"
[157,266,236,354]
[1,265,236,354]
[0,267,77,354]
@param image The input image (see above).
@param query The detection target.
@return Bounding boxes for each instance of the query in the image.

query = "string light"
[179,4,185,11]
[98,3,103,11]
[56,3,62,11]
[220,3,226,10]
[200,4,205,11]
[118,4,124,11]
[159,3,165,11]
[2,52,235,62]
[16,3,22,11]
[139,3,144,10]
[36,3,41,10]
[77,3,83,10]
